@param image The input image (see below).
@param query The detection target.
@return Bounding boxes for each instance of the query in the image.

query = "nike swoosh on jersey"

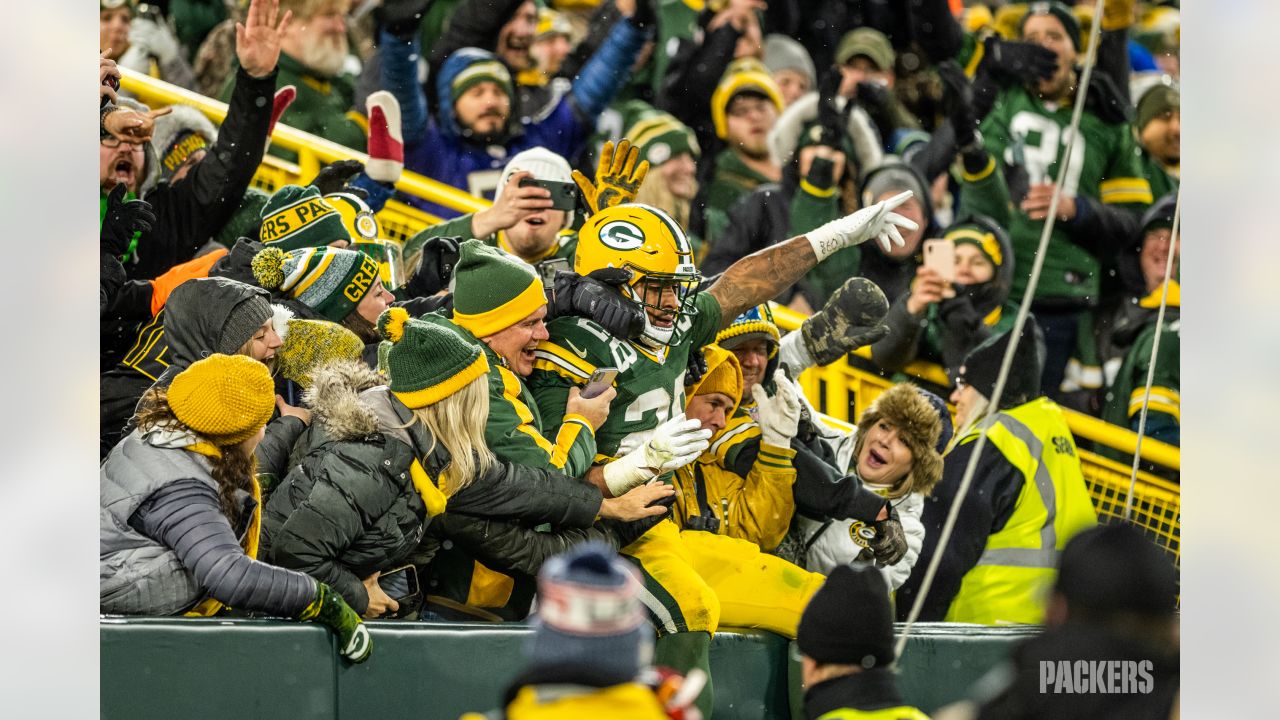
[565,339,590,359]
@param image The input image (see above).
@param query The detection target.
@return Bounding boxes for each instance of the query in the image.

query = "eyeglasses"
[101,136,144,149]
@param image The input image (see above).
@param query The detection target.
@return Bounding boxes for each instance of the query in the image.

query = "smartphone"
[536,257,572,292]
[519,177,578,211]
[377,564,420,603]
[922,238,957,299]
[580,368,619,399]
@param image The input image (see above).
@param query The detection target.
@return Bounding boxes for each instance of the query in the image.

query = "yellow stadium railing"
[119,70,1179,566]
[119,68,489,243]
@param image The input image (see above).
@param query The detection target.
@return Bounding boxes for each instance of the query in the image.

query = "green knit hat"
[451,57,514,103]
[378,307,489,409]
[1020,1,1081,51]
[275,318,365,389]
[1136,82,1179,130]
[621,101,701,166]
[944,222,1005,270]
[451,240,547,338]
[258,184,351,251]
[251,246,381,322]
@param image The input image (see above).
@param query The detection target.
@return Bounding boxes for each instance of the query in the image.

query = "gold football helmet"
[574,203,702,347]
[325,191,405,291]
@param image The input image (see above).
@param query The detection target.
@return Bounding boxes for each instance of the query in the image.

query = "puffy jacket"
[260,362,604,614]
[672,346,797,551]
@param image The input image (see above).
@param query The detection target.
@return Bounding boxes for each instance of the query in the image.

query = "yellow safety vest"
[816,706,931,720]
[945,398,1098,625]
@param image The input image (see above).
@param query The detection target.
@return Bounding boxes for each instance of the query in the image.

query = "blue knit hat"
[527,542,653,685]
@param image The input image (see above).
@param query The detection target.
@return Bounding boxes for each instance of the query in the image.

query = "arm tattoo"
[707,236,819,328]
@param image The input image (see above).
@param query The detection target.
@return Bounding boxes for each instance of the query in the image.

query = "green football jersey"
[528,291,723,460]
[976,84,1153,303]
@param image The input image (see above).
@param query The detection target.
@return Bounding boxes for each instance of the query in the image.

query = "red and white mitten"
[365,90,403,184]
[264,85,297,154]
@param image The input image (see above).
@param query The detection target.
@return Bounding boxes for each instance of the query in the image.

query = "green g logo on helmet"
[598,220,646,251]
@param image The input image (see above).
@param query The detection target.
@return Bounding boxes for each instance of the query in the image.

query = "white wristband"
[805,219,847,263]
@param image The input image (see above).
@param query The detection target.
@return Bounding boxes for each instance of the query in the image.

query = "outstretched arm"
[707,191,918,326]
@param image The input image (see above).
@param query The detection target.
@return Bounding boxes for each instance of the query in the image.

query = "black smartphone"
[519,177,578,211]
[377,564,420,603]
[536,257,572,291]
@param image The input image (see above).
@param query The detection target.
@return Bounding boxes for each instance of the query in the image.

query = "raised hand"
[572,139,650,215]
[236,0,293,78]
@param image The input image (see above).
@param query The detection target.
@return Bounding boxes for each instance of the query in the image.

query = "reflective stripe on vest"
[975,413,1058,569]
[945,398,1098,625]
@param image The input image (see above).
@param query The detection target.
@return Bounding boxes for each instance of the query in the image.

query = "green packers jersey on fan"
[528,292,723,461]
[974,84,1153,303]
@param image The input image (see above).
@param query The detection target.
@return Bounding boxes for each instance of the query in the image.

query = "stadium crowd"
[99,0,1181,716]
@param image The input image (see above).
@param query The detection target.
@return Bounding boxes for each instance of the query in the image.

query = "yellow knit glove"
[1101,0,1136,32]
[571,139,650,215]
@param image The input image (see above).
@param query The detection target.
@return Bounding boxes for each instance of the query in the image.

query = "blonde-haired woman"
[100,354,371,664]
[261,309,610,618]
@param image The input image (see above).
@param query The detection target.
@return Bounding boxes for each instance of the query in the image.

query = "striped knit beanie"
[451,240,547,338]
[251,246,381,322]
[715,304,780,359]
[378,308,489,409]
[621,101,700,167]
[258,185,350,251]
[528,542,652,686]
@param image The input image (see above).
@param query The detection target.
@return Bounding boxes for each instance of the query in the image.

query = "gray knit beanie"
[763,34,816,88]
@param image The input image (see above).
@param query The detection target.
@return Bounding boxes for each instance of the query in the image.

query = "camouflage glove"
[298,582,372,664]
[800,277,890,366]
[572,139,650,214]
[868,504,908,567]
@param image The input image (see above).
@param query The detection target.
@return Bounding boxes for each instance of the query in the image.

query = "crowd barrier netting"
[119,70,1180,577]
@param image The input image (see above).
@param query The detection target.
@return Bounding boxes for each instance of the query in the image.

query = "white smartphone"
[580,368,618,399]
[922,238,957,298]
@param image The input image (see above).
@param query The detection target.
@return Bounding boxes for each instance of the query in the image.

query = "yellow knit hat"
[168,354,276,446]
[688,345,743,406]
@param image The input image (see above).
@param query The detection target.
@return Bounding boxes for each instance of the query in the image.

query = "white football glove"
[602,413,712,497]
[752,369,801,448]
[805,190,920,261]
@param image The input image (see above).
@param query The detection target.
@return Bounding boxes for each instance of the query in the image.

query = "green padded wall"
[101,619,1035,719]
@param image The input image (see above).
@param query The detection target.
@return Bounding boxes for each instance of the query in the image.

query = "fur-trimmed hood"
[304,360,388,441]
[854,383,945,497]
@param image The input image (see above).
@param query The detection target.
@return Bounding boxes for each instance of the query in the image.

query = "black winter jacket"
[260,362,604,614]
[101,68,276,370]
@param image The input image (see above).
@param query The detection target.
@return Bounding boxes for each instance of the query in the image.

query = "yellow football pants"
[622,519,826,638]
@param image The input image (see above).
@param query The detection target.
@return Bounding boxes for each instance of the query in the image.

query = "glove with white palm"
[804,190,919,261]
[752,369,801,449]
[602,414,712,497]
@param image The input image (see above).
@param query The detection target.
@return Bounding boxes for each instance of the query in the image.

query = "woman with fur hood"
[260,312,637,618]
[799,383,951,591]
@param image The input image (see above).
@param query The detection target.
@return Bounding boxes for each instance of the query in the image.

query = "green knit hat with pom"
[451,240,547,338]
[252,246,381,322]
[377,307,489,409]
[258,184,351,251]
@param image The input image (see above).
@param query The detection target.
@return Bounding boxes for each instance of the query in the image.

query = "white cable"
[894,0,1107,661]
[1124,191,1180,520]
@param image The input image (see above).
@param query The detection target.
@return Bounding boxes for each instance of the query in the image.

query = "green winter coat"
[224,52,365,163]
[1101,284,1180,451]
[967,84,1153,304]
[702,148,776,249]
